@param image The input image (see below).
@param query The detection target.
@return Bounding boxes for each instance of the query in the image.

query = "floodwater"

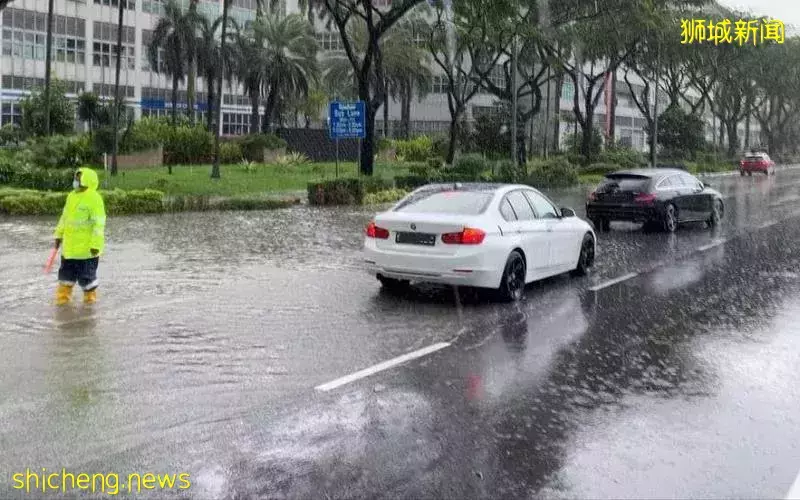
[1,168,800,499]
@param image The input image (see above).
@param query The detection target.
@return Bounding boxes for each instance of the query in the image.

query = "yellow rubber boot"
[55,283,73,306]
[83,289,97,305]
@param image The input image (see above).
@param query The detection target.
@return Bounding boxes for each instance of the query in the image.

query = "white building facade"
[0,0,760,153]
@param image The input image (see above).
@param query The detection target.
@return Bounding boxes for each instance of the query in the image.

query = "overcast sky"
[719,0,800,28]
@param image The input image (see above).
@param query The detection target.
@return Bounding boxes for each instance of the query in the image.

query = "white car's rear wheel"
[497,251,526,303]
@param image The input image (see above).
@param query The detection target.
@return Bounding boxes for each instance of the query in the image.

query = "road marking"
[588,272,639,292]
[785,469,800,499]
[698,239,727,252]
[314,342,451,392]
[759,220,778,229]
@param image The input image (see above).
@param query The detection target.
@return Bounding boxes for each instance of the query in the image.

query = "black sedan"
[586,169,724,233]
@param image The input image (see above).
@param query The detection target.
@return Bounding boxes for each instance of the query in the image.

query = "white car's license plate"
[395,232,436,246]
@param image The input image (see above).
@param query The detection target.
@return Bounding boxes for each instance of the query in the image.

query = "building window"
[223,112,249,135]
[231,0,256,9]
[2,74,84,94]
[141,29,167,72]
[93,82,135,98]
[1,101,22,126]
[94,0,135,9]
[92,21,135,69]
[1,8,85,63]
[223,94,249,107]
[431,75,448,94]
[561,81,574,101]
[142,0,165,15]
[315,31,343,51]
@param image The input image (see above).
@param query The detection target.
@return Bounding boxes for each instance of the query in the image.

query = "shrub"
[275,151,310,166]
[408,163,431,177]
[10,164,73,190]
[360,176,394,194]
[0,124,23,146]
[426,156,443,170]
[215,196,299,211]
[120,120,162,155]
[431,134,449,160]
[526,157,579,188]
[597,147,646,170]
[582,162,621,176]
[394,175,429,191]
[394,136,433,162]
[219,141,243,164]
[102,189,164,215]
[428,169,482,183]
[0,157,17,184]
[0,192,68,215]
[364,189,409,205]
[163,126,214,165]
[72,134,98,165]
[19,80,75,137]
[495,160,527,183]
[452,154,487,180]
[239,133,288,162]
[28,135,83,169]
[307,178,364,205]
[377,136,392,152]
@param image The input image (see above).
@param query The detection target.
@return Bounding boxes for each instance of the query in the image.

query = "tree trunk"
[744,113,750,149]
[263,87,278,134]
[187,57,196,124]
[580,115,595,159]
[171,75,179,127]
[206,76,215,132]
[383,91,389,138]
[249,87,260,134]
[725,120,739,159]
[446,111,461,165]
[552,73,563,153]
[401,82,411,139]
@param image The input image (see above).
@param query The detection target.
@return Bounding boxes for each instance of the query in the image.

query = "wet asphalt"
[1,168,800,499]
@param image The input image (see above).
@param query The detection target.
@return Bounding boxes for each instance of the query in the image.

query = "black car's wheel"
[747,171,753,176]
[571,233,595,277]
[662,203,678,233]
[592,218,611,232]
[707,199,723,228]
[497,251,526,303]
[378,275,409,292]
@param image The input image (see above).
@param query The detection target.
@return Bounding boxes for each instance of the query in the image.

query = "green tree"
[197,13,237,132]
[77,92,100,135]
[148,0,201,126]
[657,104,705,159]
[320,0,427,176]
[424,0,509,163]
[232,17,268,132]
[259,14,319,132]
[751,35,800,154]
[20,80,75,137]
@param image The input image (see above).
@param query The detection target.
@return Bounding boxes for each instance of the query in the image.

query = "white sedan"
[363,183,597,301]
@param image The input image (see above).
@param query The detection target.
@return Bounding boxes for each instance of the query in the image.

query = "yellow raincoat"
[54,167,106,260]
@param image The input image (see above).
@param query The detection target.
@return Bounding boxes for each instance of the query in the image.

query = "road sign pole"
[335,137,339,178]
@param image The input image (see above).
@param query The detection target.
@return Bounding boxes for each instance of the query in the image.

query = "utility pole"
[43,0,55,135]
[543,67,551,158]
[211,0,230,179]
[510,35,518,165]
[111,0,126,176]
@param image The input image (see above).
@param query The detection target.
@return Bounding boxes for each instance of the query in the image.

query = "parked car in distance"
[586,169,724,233]
[740,152,775,176]
[363,183,596,302]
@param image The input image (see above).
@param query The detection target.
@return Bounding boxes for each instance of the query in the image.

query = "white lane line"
[588,272,639,292]
[698,239,727,252]
[315,342,451,392]
[785,470,800,499]
[759,220,778,229]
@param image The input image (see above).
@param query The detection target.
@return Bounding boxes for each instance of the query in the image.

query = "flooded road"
[1,168,800,498]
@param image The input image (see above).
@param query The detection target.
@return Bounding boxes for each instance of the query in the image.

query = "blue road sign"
[329,101,366,139]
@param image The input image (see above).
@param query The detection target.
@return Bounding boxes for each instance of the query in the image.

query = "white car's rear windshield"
[394,190,493,215]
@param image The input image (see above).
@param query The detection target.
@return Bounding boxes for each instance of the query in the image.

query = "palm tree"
[259,14,318,132]
[196,14,237,132]
[231,19,270,133]
[148,0,201,125]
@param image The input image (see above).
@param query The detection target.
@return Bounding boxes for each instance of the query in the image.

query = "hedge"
[526,158,579,188]
[307,178,364,206]
[363,188,409,205]
[581,162,621,176]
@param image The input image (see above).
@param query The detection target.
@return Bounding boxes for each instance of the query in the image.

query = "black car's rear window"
[394,190,493,215]
[598,175,651,192]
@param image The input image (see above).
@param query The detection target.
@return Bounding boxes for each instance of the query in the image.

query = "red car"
[739,152,775,176]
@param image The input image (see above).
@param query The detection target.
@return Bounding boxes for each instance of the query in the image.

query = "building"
[0,0,762,154]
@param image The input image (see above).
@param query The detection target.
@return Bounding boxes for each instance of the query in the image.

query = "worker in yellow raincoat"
[53,167,106,305]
